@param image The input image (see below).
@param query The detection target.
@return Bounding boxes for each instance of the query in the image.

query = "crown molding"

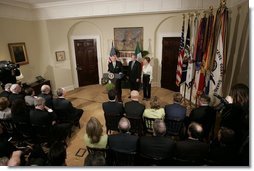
[0,0,248,21]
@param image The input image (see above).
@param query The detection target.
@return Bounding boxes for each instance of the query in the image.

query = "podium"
[102,73,124,85]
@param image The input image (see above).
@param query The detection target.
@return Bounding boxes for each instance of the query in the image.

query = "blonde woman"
[84,117,108,149]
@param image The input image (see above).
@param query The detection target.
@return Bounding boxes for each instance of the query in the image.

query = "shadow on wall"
[44,65,55,92]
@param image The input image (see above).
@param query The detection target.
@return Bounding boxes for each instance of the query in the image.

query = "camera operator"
[218,83,249,149]
[0,61,21,89]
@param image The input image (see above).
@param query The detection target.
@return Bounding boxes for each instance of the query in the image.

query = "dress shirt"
[142,64,153,83]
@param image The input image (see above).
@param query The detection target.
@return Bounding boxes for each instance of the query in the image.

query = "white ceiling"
[0,0,248,20]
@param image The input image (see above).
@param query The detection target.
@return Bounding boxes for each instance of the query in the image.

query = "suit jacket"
[128,60,141,81]
[38,93,53,109]
[189,106,216,137]
[30,108,56,126]
[102,101,124,116]
[108,133,138,152]
[125,100,145,118]
[8,93,25,105]
[52,98,78,121]
[139,136,175,159]
[108,61,123,74]
[165,103,186,120]
[0,91,11,99]
[175,139,209,163]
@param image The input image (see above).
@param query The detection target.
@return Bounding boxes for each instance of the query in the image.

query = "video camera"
[214,93,229,111]
[0,60,19,71]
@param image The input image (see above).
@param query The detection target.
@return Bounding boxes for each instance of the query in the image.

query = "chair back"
[87,146,108,156]
[164,119,185,137]
[143,117,155,135]
[139,153,168,166]
[31,124,51,143]
[0,118,17,135]
[126,116,143,136]
[104,113,121,134]
[109,149,136,166]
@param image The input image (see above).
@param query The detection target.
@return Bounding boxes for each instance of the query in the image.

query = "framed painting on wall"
[8,42,29,65]
[114,27,143,51]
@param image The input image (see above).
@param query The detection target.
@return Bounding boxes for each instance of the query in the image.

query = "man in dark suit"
[108,117,138,153]
[164,93,186,121]
[9,84,25,106]
[0,83,12,99]
[102,89,124,117]
[139,119,175,161]
[30,97,70,143]
[108,54,123,102]
[128,54,141,92]
[52,88,83,126]
[174,122,209,165]
[38,84,53,109]
[188,95,216,140]
[124,90,145,118]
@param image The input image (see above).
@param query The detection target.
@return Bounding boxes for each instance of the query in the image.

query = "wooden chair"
[108,149,136,166]
[164,119,185,139]
[0,118,17,137]
[126,116,143,136]
[104,113,121,134]
[143,117,155,135]
[138,153,169,166]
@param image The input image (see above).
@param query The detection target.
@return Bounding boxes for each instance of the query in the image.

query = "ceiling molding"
[0,0,248,21]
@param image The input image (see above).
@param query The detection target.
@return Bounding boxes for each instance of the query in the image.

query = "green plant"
[105,82,115,91]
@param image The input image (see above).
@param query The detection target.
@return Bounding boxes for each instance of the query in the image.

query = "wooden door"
[74,39,99,87]
[161,37,180,92]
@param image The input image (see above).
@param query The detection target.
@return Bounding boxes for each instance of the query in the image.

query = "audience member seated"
[53,88,83,126]
[27,144,47,166]
[47,141,67,166]
[84,117,108,149]
[0,83,12,99]
[108,117,138,153]
[188,95,216,140]
[38,84,53,109]
[11,99,30,124]
[24,87,36,107]
[164,93,186,121]
[143,96,165,120]
[207,127,239,166]
[125,90,145,118]
[174,122,209,165]
[30,97,70,143]
[84,152,106,166]
[8,84,25,106]
[0,97,11,119]
[102,90,124,117]
[139,119,175,164]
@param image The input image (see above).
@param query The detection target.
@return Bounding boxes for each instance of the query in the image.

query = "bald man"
[174,122,209,165]
[107,117,138,153]
[124,90,145,118]
[139,119,175,162]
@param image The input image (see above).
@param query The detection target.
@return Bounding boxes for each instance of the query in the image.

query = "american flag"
[176,18,185,86]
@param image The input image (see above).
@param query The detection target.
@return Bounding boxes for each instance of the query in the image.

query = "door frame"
[157,32,179,88]
[70,35,102,88]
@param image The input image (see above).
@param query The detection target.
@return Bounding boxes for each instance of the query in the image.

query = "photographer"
[218,83,249,148]
[0,61,21,89]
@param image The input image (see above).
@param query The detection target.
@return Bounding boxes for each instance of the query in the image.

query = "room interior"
[0,0,249,166]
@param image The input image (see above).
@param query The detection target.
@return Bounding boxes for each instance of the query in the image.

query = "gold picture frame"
[8,42,29,65]
[55,51,65,61]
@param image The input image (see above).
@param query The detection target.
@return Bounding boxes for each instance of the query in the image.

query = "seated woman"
[143,96,165,120]
[0,97,12,120]
[84,117,108,149]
